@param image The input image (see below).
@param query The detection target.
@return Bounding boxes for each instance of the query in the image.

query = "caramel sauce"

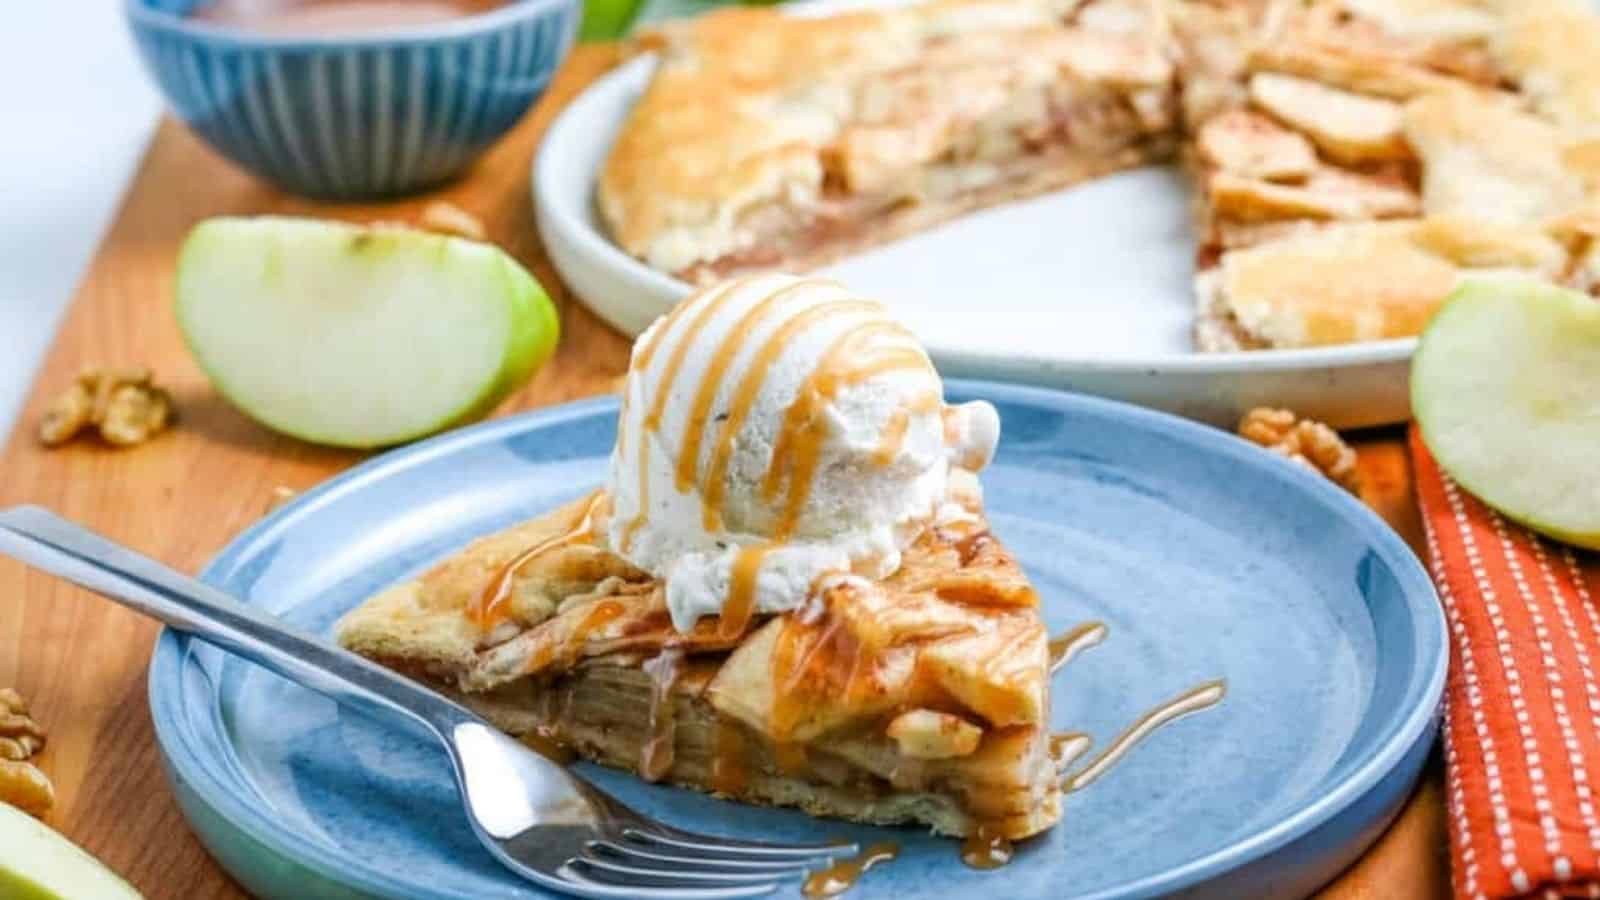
[872,408,911,466]
[941,405,962,445]
[762,322,933,539]
[773,741,809,776]
[572,600,626,645]
[470,491,605,629]
[701,298,879,532]
[801,842,899,897]
[959,825,1014,870]
[619,279,746,551]
[639,648,684,782]
[674,282,817,497]
[1063,679,1227,794]
[953,529,992,566]
[190,0,509,33]
[519,730,576,765]
[519,597,629,675]
[768,604,854,741]
[979,620,1044,685]
[710,718,752,795]
[1048,621,1108,675]
[873,391,941,466]
[1050,731,1094,773]
[721,544,774,639]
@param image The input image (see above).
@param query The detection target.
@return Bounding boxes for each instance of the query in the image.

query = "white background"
[0,2,159,437]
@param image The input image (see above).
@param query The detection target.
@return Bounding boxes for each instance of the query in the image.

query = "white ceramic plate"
[533,54,1417,428]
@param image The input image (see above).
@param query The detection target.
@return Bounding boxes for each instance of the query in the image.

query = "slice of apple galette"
[337,274,1065,841]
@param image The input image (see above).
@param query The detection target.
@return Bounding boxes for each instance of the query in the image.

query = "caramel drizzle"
[772,741,808,776]
[470,491,606,629]
[872,408,911,466]
[721,544,774,639]
[640,647,684,782]
[1050,731,1094,773]
[619,278,748,552]
[710,718,752,796]
[769,599,853,741]
[959,825,1014,870]
[1063,679,1227,794]
[699,297,881,532]
[870,392,941,467]
[802,842,900,897]
[979,620,1046,685]
[761,321,934,540]
[674,281,834,501]
[522,599,628,674]
[1048,621,1108,675]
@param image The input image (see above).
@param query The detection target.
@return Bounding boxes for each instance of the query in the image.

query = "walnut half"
[39,367,172,448]
[0,688,54,817]
[1238,407,1361,493]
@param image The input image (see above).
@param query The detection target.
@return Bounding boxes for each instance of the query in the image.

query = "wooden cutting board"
[0,44,1450,900]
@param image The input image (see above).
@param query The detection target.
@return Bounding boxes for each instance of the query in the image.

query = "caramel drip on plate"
[640,648,684,782]
[710,718,752,795]
[762,322,933,540]
[1050,731,1094,773]
[802,842,899,897]
[959,824,1014,870]
[700,298,882,532]
[721,544,774,639]
[1048,621,1109,675]
[620,278,748,552]
[1063,679,1227,794]
[674,281,824,498]
[959,825,1014,870]
[471,491,606,629]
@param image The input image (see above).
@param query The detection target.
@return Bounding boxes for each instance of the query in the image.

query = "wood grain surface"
[0,44,1449,900]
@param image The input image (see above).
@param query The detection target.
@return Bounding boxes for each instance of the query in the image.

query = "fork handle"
[0,505,478,738]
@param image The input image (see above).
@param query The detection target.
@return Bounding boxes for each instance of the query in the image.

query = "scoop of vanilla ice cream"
[605,273,1000,631]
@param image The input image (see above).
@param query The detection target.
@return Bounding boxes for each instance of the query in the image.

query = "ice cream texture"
[605,273,1001,632]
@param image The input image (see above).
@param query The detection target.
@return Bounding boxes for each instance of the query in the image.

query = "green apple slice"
[0,803,143,899]
[1413,277,1600,549]
[176,216,559,448]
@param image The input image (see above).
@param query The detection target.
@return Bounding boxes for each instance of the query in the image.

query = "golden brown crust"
[598,0,1176,276]
[1194,217,1570,348]
[1200,221,1455,347]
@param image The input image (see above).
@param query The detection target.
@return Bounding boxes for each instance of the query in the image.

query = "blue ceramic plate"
[149,382,1446,900]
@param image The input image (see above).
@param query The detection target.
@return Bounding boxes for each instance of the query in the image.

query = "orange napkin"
[1412,427,1600,900]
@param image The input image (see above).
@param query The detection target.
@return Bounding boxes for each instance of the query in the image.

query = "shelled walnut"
[39,367,172,448]
[1238,407,1361,493]
[0,688,54,817]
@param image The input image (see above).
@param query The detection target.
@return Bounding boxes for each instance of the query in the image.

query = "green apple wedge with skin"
[176,217,559,448]
[0,802,143,899]
[1412,277,1600,549]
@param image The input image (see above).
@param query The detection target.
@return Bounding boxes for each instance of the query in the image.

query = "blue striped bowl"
[126,0,579,200]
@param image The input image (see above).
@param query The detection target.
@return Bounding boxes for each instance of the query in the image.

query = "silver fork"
[0,506,855,898]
